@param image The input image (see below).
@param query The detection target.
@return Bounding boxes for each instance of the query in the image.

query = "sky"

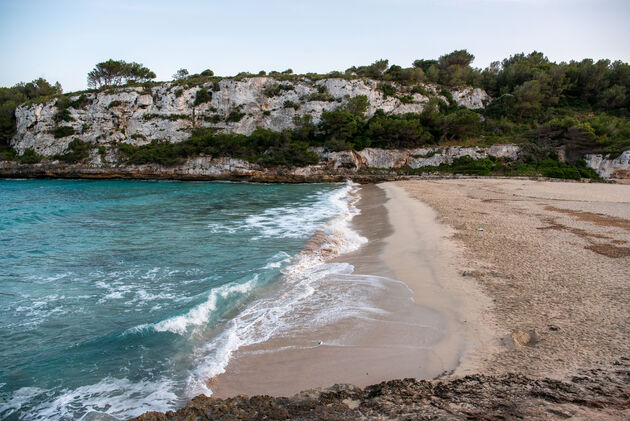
[1,0,629,93]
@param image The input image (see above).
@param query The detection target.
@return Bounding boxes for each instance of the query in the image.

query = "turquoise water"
[0,179,357,420]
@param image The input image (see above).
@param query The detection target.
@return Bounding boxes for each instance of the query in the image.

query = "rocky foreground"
[132,359,629,420]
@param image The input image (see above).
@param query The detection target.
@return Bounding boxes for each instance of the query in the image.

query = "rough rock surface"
[11,78,488,157]
[3,142,629,181]
[130,359,629,420]
[585,151,630,180]
[0,144,523,182]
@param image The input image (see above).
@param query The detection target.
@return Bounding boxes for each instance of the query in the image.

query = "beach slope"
[134,178,630,419]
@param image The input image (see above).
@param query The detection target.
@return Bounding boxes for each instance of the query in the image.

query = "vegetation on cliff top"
[1,50,629,177]
[87,59,156,89]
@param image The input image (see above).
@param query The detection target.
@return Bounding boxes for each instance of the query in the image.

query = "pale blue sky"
[1,0,629,92]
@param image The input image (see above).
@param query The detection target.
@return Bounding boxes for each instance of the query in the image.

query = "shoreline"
[206,182,493,398]
[134,178,630,420]
[3,160,628,185]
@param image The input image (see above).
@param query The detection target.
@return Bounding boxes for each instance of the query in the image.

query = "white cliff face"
[449,87,488,109]
[314,144,521,170]
[11,77,488,156]
[584,151,630,179]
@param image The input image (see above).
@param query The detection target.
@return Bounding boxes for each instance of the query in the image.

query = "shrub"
[443,109,481,140]
[365,111,430,148]
[0,145,18,161]
[194,88,212,106]
[53,126,75,138]
[283,100,299,110]
[201,69,214,77]
[173,68,189,80]
[107,100,122,108]
[68,94,91,110]
[142,113,191,121]
[87,59,156,88]
[449,156,495,175]
[408,156,601,180]
[19,148,42,164]
[398,95,414,104]
[203,115,222,123]
[263,83,294,97]
[53,97,74,123]
[54,138,92,163]
[226,109,245,122]
[54,108,74,123]
[307,86,334,101]
[378,82,397,97]
[118,127,319,168]
[120,140,181,166]
[411,85,430,96]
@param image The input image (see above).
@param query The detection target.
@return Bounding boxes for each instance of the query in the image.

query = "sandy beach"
[396,178,630,379]
[208,178,630,400]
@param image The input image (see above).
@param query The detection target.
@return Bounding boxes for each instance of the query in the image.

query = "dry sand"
[395,178,630,378]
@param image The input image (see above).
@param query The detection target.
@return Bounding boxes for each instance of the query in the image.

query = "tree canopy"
[87,59,156,88]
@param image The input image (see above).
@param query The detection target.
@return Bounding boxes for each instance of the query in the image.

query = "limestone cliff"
[584,151,630,180]
[6,77,629,181]
[11,77,487,157]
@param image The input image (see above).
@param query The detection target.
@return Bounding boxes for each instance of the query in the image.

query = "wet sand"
[209,184,489,398]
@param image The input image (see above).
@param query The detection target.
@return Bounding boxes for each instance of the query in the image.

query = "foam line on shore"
[184,181,370,396]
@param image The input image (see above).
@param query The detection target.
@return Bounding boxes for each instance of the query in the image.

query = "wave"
[0,377,179,420]
[203,182,362,240]
[149,275,258,335]
[183,181,369,396]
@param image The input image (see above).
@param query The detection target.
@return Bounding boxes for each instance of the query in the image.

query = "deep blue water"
[0,179,351,420]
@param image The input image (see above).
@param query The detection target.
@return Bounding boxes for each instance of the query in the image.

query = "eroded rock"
[130,359,630,420]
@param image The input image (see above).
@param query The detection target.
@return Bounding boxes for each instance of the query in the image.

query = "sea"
[0,179,373,420]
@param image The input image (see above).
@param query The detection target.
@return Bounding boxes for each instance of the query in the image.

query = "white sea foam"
[0,377,179,420]
[129,275,258,335]
[183,181,372,397]
[261,252,292,269]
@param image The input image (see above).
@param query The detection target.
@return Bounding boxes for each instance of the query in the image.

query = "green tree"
[173,68,189,80]
[87,59,156,88]
[598,85,627,109]
[346,59,389,79]
[513,80,544,119]
[442,109,481,140]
